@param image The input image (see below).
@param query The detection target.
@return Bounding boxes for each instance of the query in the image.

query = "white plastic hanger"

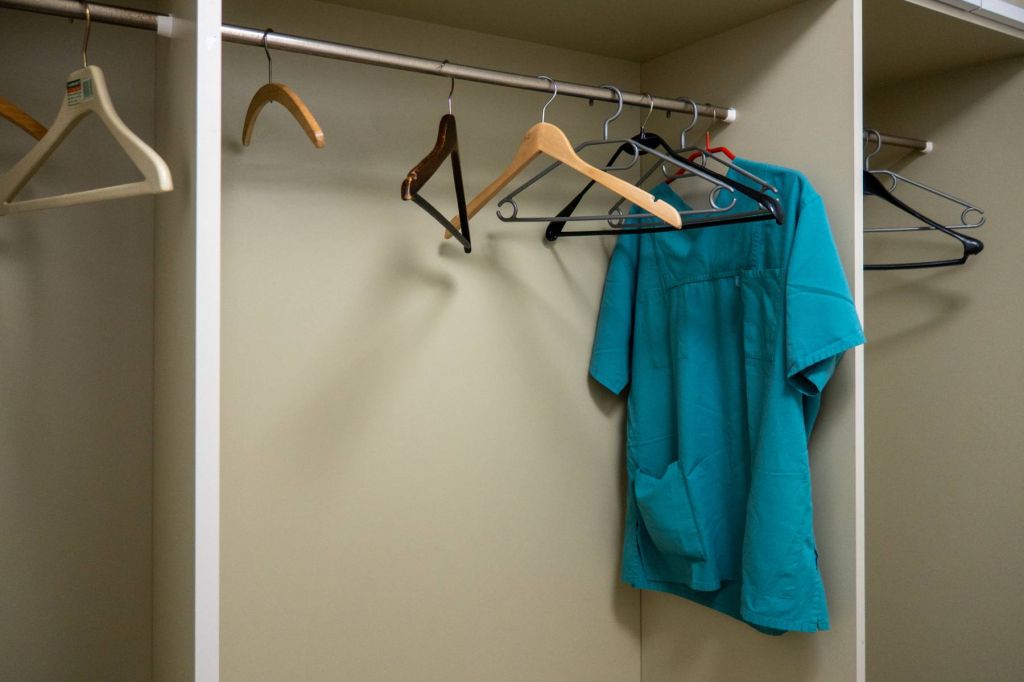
[0,4,172,215]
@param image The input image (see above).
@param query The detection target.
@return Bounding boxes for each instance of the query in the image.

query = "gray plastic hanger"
[606,96,778,224]
[864,129,984,233]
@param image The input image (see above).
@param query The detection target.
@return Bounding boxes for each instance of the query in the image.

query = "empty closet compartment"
[863,1,1024,680]
[218,1,862,680]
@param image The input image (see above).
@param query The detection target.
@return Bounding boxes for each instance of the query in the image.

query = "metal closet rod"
[863,130,933,153]
[0,0,738,122]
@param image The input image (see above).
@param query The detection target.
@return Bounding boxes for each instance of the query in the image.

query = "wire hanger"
[863,130,983,270]
[401,61,471,252]
[0,96,48,140]
[863,130,984,233]
[615,96,776,198]
[442,76,682,240]
[605,97,702,206]
[537,88,784,241]
[0,2,172,215]
[242,29,325,149]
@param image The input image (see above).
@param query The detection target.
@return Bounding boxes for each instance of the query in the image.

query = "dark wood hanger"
[0,96,48,140]
[402,113,471,252]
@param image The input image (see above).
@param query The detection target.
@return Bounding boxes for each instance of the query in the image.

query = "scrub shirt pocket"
[634,461,707,561]
[739,268,783,363]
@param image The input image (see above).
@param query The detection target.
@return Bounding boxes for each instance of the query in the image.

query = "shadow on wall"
[644,590,827,678]
[864,269,971,351]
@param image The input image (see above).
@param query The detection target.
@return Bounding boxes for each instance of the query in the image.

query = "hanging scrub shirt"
[590,159,865,634]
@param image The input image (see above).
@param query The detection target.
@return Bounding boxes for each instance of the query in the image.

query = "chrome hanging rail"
[0,0,737,122]
[863,130,933,153]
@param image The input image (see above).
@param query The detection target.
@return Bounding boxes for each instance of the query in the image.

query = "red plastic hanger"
[667,132,736,184]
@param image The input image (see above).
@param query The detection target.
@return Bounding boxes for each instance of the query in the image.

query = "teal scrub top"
[590,159,865,634]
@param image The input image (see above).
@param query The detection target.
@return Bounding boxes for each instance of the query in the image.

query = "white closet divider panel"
[152,1,221,681]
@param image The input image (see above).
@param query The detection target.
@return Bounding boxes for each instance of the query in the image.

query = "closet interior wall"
[0,7,156,681]
[639,1,863,680]
[864,52,1024,681]
[219,0,643,680]
[221,0,864,679]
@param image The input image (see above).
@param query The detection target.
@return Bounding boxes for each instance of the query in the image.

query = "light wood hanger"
[445,80,680,238]
[242,83,325,148]
[242,29,325,149]
[0,96,48,140]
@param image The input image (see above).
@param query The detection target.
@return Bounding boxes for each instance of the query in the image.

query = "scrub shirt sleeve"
[785,193,866,396]
[589,235,640,395]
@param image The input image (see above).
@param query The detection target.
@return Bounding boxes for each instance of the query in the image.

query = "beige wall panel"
[220,1,643,680]
[153,1,197,675]
[864,56,1024,682]
[0,9,155,681]
[638,1,862,679]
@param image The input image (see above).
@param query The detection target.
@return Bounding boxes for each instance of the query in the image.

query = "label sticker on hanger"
[66,78,93,107]
[66,79,83,106]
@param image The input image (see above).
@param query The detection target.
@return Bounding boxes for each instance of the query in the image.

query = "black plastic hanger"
[543,130,663,240]
[863,170,982,270]
[401,72,471,252]
[546,129,784,241]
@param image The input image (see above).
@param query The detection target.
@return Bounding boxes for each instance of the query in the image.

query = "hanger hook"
[538,76,557,123]
[674,97,699,148]
[596,84,624,141]
[640,93,655,134]
[440,59,455,115]
[864,128,883,171]
[598,85,624,141]
[262,28,274,83]
[80,2,91,68]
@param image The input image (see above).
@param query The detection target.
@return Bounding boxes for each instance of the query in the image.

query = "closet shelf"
[866,0,1024,89]
[320,0,808,62]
